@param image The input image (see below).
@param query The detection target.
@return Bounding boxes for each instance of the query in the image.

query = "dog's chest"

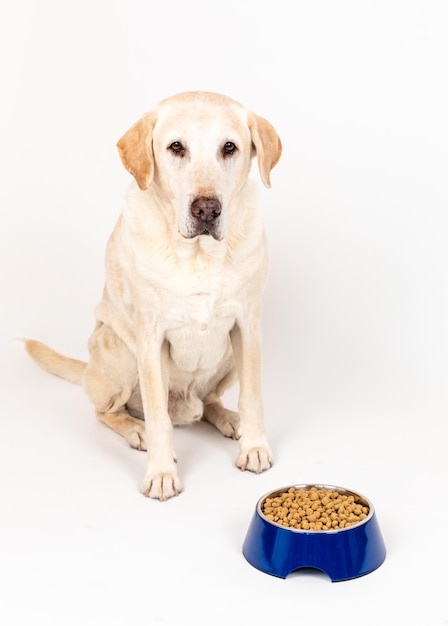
[165,290,238,372]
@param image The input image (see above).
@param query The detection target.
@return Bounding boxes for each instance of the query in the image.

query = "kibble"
[261,486,369,530]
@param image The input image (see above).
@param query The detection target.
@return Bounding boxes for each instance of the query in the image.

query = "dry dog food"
[261,486,369,530]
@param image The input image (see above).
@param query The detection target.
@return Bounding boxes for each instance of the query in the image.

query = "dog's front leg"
[137,333,182,500]
[230,316,273,474]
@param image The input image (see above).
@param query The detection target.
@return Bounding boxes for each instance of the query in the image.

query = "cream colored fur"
[26,91,282,500]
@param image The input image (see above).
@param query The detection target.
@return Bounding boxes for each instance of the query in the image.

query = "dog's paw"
[124,422,147,451]
[96,411,147,451]
[236,444,273,474]
[213,409,240,439]
[214,409,240,439]
[203,404,240,439]
[140,469,183,501]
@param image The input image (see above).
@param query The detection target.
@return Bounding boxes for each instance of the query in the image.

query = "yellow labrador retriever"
[26,91,282,500]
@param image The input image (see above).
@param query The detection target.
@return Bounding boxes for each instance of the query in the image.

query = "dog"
[25,91,282,500]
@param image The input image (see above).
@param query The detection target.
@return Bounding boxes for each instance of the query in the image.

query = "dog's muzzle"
[188,196,223,240]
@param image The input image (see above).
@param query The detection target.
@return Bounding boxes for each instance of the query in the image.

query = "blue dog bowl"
[243,484,386,582]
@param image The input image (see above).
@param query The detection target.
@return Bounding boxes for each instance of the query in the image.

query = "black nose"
[190,196,222,223]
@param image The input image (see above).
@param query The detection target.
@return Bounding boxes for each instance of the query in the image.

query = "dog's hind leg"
[84,323,145,450]
[203,397,240,439]
[203,368,240,439]
[95,409,146,450]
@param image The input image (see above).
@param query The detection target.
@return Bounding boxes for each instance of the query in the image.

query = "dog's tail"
[24,339,87,385]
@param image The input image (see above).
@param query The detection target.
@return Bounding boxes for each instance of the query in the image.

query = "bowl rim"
[256,483,375,534]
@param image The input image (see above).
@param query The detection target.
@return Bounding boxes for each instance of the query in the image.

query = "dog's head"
[117,92,282,241]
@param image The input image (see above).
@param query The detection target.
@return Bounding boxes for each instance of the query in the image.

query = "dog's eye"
[168,141,185,157]
[222,141,237,157]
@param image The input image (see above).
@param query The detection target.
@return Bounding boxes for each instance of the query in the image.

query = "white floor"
[2,337,447,625]
[2,1,448,625]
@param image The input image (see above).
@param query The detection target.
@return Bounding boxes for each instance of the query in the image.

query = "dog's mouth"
[195,222,223,240]
[181,226,224,241]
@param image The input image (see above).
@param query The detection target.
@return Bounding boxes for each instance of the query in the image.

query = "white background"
[1,1,447,624]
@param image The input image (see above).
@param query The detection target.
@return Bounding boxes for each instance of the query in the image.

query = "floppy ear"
[248,113,282,188]
[117,111,157,190]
